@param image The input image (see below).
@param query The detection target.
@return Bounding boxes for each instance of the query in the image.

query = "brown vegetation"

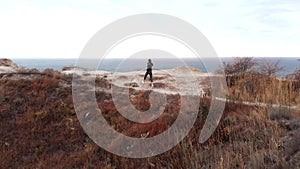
[223,57,300,107]
[0,67,299,168]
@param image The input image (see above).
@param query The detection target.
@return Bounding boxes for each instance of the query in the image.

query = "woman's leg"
[144,70,149,80]
[149,71,153,82]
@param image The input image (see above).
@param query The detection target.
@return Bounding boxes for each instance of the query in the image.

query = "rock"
[172,66,203,73]
[0,58,19,74]
[0,66,15,74]
[62,66,109,75]
[0,58,18,68]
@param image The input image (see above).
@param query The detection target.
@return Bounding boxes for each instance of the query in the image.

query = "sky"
[0,0,299,58]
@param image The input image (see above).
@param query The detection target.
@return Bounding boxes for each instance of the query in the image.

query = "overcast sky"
[0,0,299,58]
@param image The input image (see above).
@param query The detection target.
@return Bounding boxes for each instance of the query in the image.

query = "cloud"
[0,2,113,58]
[0,0,299,58]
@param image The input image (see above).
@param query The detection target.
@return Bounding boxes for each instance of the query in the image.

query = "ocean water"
[12,57,299,77]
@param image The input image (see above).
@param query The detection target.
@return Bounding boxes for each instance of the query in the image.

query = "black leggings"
[144,68,153,82]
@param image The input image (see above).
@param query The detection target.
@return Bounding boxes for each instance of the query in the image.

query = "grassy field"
[0,68,299,168]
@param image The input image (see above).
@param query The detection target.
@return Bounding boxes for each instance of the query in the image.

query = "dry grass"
[0,70,299,168]
[226,75,300,107]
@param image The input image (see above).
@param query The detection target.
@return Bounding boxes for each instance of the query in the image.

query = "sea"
[12,57,299,77]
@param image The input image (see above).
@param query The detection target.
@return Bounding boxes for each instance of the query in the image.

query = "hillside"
[0,62,300,168]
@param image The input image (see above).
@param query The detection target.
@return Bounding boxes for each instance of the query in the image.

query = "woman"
[143,59,153,87]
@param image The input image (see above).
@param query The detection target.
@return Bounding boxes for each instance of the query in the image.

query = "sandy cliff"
[0,58,19,73]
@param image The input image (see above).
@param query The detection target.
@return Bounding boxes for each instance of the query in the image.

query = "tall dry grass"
[226,75,300,108]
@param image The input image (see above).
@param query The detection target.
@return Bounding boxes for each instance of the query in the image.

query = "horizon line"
[6,56,300,59]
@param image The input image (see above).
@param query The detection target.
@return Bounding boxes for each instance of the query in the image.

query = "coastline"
[10,57,300,77]
[0,58,299,168]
